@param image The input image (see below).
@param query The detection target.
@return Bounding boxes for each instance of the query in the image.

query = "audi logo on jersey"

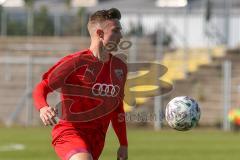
[91,83,120,97]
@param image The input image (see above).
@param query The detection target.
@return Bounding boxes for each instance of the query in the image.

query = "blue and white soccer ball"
[165,96,201,131]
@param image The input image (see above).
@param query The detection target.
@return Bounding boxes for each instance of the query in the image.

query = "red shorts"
[52,128,105,160]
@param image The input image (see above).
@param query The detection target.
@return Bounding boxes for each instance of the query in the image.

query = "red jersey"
[32,49,128,146]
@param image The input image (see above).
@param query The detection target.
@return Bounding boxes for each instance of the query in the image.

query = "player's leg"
[69,152,93,160]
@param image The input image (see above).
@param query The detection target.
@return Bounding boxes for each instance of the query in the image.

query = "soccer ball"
[165,96,201,131]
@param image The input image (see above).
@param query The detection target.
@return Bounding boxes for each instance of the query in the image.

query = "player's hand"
[117,145,128,160]
[39,106,58,126]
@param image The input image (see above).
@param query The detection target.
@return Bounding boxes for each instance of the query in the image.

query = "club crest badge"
[114,69,123,81]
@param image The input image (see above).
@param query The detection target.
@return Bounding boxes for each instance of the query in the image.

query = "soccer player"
[33,8,128,160]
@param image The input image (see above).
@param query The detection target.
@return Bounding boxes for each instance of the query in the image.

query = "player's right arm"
[33,51,89,126]
[32,56,72,126]
[32,53,76,126]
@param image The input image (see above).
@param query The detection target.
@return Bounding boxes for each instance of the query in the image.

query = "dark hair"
[89,8,121,22]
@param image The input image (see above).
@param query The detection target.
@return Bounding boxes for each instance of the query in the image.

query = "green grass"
[0,127,240,160]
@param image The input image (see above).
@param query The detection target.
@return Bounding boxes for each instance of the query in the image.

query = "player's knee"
[69,152,93,160]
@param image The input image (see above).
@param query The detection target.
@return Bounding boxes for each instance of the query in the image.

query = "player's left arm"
[111,58,128,160]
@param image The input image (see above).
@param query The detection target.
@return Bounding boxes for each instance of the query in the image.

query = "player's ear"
[96,29,104,40]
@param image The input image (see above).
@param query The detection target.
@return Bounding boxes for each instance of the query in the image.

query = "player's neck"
[89,43,110,62]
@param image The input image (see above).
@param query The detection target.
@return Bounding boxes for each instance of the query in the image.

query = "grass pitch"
[0,127,239,160]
